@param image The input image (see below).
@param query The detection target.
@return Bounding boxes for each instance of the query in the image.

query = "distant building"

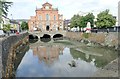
[10,20,21,32]
[63,19,71,30]
[28,2,63,32]
[0,16,21,32]
[118,1,120,26]
[113,16,116,20]
[0,15,10,29]
[13,19,28,25]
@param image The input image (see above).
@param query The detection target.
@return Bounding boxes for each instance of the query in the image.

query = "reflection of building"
[31,46,64,65]
[28,2,63,32]
[118,1,120,26]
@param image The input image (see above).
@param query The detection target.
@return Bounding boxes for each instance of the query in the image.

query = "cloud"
[8,0,119,20]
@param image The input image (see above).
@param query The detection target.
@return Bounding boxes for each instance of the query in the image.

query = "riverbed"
[14,39,118,77]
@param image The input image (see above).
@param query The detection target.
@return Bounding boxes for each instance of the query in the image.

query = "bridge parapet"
[29,30,66,38]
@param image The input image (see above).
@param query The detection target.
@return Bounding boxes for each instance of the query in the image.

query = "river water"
[15,39,118,77]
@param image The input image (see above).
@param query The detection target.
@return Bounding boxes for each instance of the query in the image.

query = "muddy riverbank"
[1,33,118,78]
[93,58,118,77]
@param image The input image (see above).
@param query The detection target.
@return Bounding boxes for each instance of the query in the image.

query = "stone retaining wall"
[0,32,29,78]
[65,32,119,49]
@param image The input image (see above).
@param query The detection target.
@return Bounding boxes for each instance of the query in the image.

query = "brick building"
[28,2,63,32]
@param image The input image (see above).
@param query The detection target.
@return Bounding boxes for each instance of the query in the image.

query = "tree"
[3,24,11,31]
[85,13,95,27]
[96,9,116,28]
[21,21,28,30]
[70,13,95,28]
[0,0,13,22]
[79,16,86,28]
[70,14,80,28]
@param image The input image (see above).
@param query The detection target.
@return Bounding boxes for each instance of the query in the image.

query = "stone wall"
[0,39,2,78]
[0,32,29,78]
[65,32,119,49]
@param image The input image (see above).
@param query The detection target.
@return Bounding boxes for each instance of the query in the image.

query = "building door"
[46,25,49,31]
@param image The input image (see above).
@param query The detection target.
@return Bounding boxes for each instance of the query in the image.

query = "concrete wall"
[0,32,29,78]
[65,32,119,49]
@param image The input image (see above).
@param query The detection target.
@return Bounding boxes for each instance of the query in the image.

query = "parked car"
[0,30,6,37]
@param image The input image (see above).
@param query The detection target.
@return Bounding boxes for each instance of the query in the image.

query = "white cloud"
[7,0,119,20]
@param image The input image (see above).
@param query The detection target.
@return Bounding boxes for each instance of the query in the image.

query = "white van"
[0,30,5,36]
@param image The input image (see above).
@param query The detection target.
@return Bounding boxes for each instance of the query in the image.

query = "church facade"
[28,2,63,32]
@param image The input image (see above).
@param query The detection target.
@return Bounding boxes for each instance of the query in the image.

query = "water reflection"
[15,40,118,77]
[40,38,51,42]
[29,39,38,43]
[31,45,64,65]
[16,45,98,77]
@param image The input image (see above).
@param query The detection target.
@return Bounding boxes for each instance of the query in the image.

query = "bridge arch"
[29,34,39,40]
[29,30,66,39]
[40,34,51,42]
[53,34,63,40]
[41,34,51,38]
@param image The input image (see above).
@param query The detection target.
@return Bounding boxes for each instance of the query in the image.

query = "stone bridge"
[29,30,67,38]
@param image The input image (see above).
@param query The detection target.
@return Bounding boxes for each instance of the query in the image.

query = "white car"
[71,27,77,32]
[0,30,5,36]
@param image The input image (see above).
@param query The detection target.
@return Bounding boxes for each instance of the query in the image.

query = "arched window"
[46,14,49,21]
[54,15,56,20]
[39,15,42,20]
[39,23,42,30]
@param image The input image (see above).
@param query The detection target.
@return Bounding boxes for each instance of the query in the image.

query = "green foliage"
[0,0,13,16]
[79,16,86,28]
[21,21,28,30]
[70,48,92,62]
[70,13,95,28]
[54,40,73,45]
[96,9,116,28]
[70,14,80,28]
[0,0,13,22]
[85,13,95,27]
[83,33,89,38]
[3,24,11,31]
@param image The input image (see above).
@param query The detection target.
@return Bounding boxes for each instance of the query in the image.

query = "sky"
[8,0,119,20]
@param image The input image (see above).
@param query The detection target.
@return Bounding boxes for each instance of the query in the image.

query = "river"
[14,39,118,77]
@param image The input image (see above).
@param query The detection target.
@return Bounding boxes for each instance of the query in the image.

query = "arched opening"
[42,34,51,38]
[53,34,63,41]
[40,34,51,42]
[46,25,49,31]
[29,34,39,43]
[29,35,38,39]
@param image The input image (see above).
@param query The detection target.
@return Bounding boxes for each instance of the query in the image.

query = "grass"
[83,33,89,38]
[53,40,73,45]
